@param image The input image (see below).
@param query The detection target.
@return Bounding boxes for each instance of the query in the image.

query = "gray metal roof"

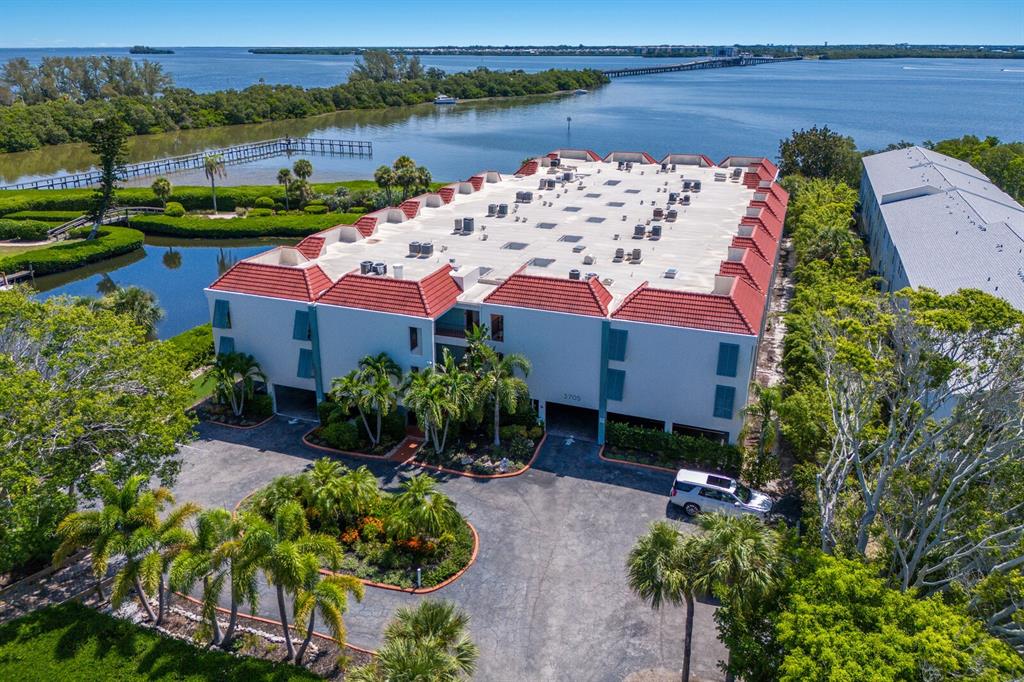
[862,146,1024,311]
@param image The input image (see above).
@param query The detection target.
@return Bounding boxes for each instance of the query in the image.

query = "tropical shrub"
[165,324,214,371]
[321,420,360,451]
[606,421,742,476]
[163,201,185,217]
[247,208,273,217]
[247,394,274,420]
[0,226,143,276]
[303,204,328,214]
[253,195,275,209]
[129,212,356,238]
[1,210,81,222]
[0,218,50,241]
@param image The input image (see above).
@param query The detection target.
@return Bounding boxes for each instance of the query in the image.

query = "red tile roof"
[612,278,765,335]
[296,236,325,259]
[732,224,778,264]
[469,175,484,191]
[209,261,333,302]
[719,248,773,294]
[354,215,378,238]
[399,199,421,220]
[768,182,790,203]
[742,209,783,241]
[438,185,456,203]
[515,160,539,176]
[318,264,460,318]
[484,273,612,317]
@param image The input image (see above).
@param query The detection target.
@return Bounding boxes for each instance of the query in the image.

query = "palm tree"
[331,370,375,444]
[277,168,293,211]
[169,507,233,644]
[294,571,364,664]
[691,513,784,682]
[151,176,172,206]
[393,156,417,200]
[626,521,705,682]
[213,352,266,418]
[203,154,227,213]
[102,285,164,340]
[53,474,178,623]
[374,165,396,205]
[477,346,531,447]
[413,165,432,195]
[402,367,449,454]
[742,385,781,485]
[348,600,479,681]
[141,501,199,626]
[359,352,401,383]
[257,500,343,661]
[292,158,313,181]
[392,474,461,540]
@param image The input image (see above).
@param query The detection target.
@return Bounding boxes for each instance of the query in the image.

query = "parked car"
[669,468,773,519]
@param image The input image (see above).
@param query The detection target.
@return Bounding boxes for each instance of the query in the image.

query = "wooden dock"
[0,137,373,191]
[603,55,801,79]
[46,206,165,240]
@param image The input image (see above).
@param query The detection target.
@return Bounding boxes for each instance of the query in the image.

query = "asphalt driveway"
[173,419,727,681]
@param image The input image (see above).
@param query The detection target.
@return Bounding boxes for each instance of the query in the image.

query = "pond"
[32,236,293,338]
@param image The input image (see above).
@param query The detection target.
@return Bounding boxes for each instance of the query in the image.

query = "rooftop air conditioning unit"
[409,241,421,256]
[464,217,475,233]
[583,254,596,265]
[569,269,581,280]
[393,264,404,279]
[454,218,463,231]
[650,225,662,240]
[586,272,598,280]
[373,262,387,276]
[631,248,642,263]
[360,260,374,275]
[420,242,434,257]
[488,203,497,216]
[633,224,646,239]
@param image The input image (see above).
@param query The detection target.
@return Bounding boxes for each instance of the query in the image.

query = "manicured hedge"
[0,602,321,681]
[0,180,388,216]
[165,323,214,371]
[1,210,82,223]
[129,212,359,238]
[0,226,143,276]
[0,218,51,241]
[606,421,743,476]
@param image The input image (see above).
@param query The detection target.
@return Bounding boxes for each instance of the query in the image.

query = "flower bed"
[413,424,543,476]
[195,394,273,428]
[304,425,403,458]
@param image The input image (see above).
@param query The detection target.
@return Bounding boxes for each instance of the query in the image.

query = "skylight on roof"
[604,180,621,186]
[625,189,641,194]
[607,201,625,208]
[585,193,601,198]
[563,206,582,212]
[586,216,606,223]
[536,222,557,230]
[529,257,556,268]
[558,235,583,243]
[502,241,529,250]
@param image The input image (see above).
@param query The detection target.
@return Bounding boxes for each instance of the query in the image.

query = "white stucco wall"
[608,320,756,442]
[315,304,436,386]
[204,290,315,393]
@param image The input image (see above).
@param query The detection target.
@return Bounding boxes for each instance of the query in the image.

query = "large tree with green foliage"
[778,125,861,187]
[87,116,130,239]
[0,289,194,575]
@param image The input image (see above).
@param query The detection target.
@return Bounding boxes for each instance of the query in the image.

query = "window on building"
[716,342,739,377]
[606,368,626,401]
[409,327,421,354]
[297,348,314,378]
[212,299,231,329]
[410,366,420,374]
[464,309,480,332]
[218,336,235,355]
[490,314,504,342]
[292,310,311,341]
[608,328,628,362]
[713,385,736,420]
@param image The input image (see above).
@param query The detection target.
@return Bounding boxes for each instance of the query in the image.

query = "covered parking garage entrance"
[272,384,318,422]
[543,401,599,442]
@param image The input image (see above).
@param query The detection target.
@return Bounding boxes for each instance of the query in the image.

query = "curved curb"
[173,591,375,655]
[302,430,413,461]
[597,445,678,474]
[320,520,479,595]
[232,490,478,596]
[405,433,546,480]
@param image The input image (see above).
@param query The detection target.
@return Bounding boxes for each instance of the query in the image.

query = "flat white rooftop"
[307,159,755,306]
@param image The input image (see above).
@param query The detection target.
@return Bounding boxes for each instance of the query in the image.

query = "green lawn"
[191,371,217,402]
[0,602,321,681]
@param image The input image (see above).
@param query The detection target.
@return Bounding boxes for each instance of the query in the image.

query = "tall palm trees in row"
[213,351,267,418]
[374,155,432,206]
[331,336,531,455]
[627,513,785,682]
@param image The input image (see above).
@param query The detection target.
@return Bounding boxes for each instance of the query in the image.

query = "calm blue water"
[5,50,1022,336]
[33,237,291,338]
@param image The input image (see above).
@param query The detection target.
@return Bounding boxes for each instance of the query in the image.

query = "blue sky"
[0,0,1021,47]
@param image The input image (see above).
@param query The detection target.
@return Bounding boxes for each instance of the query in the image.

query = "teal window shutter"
[218,336,235,355]
[716,343,739,377]
[606,368,625,401]
[608,329,628,362]
[713,385,736,419]
[297,348,314,378]
[212,299,231,329]
[292,310,311,340]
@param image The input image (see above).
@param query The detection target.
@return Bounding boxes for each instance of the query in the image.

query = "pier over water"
[602,55,802,78]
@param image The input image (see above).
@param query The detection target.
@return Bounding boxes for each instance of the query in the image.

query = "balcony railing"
[435,325,467,339]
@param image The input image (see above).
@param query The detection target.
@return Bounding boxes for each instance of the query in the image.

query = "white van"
[669,468,773,519]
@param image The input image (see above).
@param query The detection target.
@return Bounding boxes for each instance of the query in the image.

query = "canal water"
[32,236,294,338]
[2,53,1021,337]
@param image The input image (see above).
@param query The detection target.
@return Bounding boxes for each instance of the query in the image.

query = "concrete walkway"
[173,418,727,681]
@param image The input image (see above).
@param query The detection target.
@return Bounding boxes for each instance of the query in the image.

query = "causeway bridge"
[603,55,802,79]
[0,137,373,191]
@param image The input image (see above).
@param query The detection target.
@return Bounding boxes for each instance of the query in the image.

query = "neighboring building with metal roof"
[206,150,787,444]
[859,146,1024,311]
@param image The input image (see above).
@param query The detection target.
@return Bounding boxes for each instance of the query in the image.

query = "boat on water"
[434,94,458,104]
[573,89,589,95]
